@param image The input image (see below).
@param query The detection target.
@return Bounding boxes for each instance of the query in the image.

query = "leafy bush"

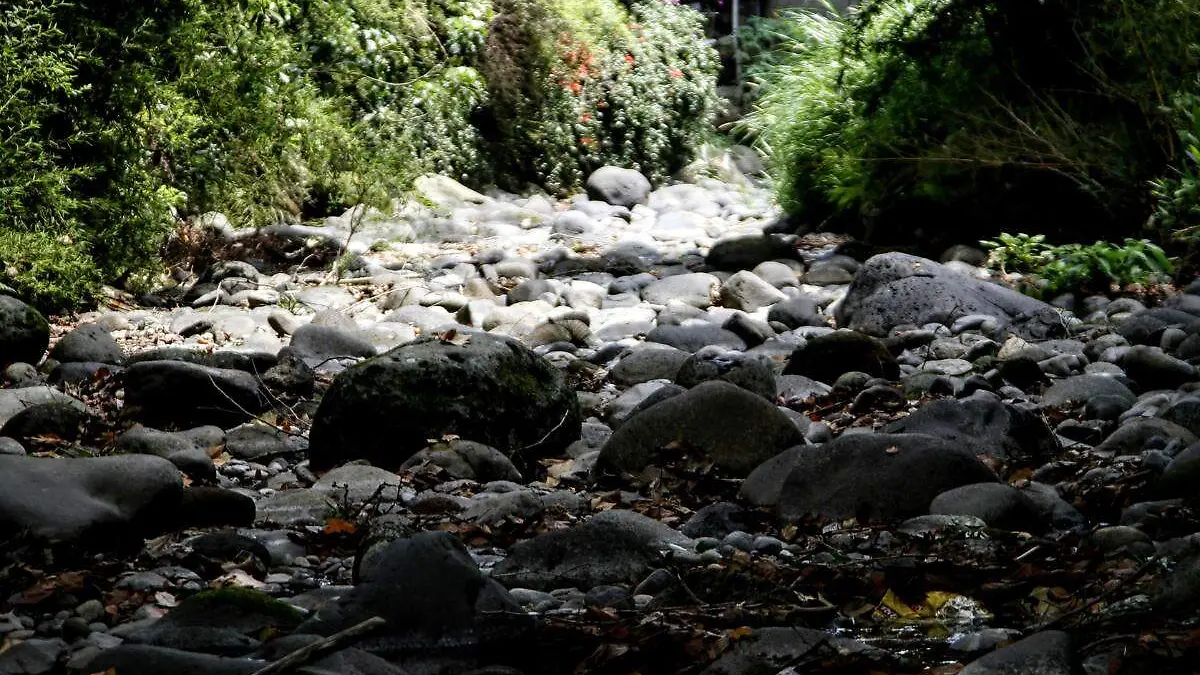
[485,0,721,193]
[981,233,1173,298]
[981,233,1050,276]
[1151,88,1200,255]
[1038,240,1174,297]
[744,0,1200,249]
[1,0,719,311]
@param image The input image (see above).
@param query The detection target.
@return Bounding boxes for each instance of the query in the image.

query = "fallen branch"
[1035,557,1159,631]
[249,616,388,675]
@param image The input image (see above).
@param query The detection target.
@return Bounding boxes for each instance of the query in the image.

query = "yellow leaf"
[727,626,753,640]
[876,589,919,620]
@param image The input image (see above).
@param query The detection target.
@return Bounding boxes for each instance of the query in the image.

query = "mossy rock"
[0,295,50,367]
[308,333,581,473]
[171,587,304,633]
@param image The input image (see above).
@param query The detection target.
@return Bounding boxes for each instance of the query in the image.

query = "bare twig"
[1035,556,1159,631]
[249,616,388,675]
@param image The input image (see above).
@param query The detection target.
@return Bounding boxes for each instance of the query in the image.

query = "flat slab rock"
[0,454,183,543]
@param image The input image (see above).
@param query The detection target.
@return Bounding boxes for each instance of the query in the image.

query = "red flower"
[580,112,593,123]
[625,53,635,66]
[568,82,582,95]
[668,68,684,79]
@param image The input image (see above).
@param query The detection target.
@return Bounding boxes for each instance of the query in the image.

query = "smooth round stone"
[921,358,973,376]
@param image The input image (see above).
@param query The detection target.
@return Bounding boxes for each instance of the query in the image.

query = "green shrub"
[1151,88,1200,253]
[744,0,1200,248]
[981,233,1050,276]
[0,231,102,312]
[1,0,719,311]
[981,233,1173,298]
[485,0,721,193]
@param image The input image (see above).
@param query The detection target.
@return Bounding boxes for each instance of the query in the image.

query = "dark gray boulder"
[1119,345,1198,390]
[0,295,50,367]
[224,423,304,462]
[705,234,797,271]
[835,253,1067,340]
[1040,374,1136,409]
[297,531,526,647]
[289,323,377,369]
[595,381,804,477]
[585,166,651,208]
[308,333,580,472]
[0,638,67,675]
[644,324,747,353]
[1094,417,1198,456]
[400,439,523,482]
[124,360,268,429]
[783,330,898,383]
[0,454,182,544]
[776,433,999,523]
[116,425,217,480]
[609,346,690,386]
[675,350,777,400]
[768,296,826,329]
[700,627,893,675]
[490,519,661,591]
[0,386,86,428]
[0,401,93,445]
[958,630,1073,675]
[740,447,805,506]
[1116,307,1200,345]
[125,347,277,375]
[930,483,1048,532]
[49,361,125,386]
[884,391,1058,461]
[681,503,754,539]
[80,645,262,675]
[1156,443,1200,499]
[48,322,124,364]
[112,587,303,656]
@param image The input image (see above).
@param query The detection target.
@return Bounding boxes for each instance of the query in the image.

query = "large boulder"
[775,432,999,523]
[958,630,1073,675]
[123,360,268,429]
[0,454,183,544]
[116,425,217,480]
[783,330,898,383]
[48,322,124,365]
[308,333,580,471]
[883,391,1059,461]
[297,531,526,648]
[585,166,651,208]
[1040,374,1136,409]
[111,587,303,656]
[289,323,377,370]
[0,386,88,429]
[595,380,804,477]
[705,234,798,271]
[490,518,662,591]
[835,253,1066,339]
[0,295,50,367]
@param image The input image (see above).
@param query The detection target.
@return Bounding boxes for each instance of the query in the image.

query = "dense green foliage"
[485,0,720,192]
[0,0,718,311]
[982,233,1174,298]
[742,0,1200,253]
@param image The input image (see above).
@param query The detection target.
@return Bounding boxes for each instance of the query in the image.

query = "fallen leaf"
[323,518,358,535]
[212,568,265,590]
[727,626,753,640]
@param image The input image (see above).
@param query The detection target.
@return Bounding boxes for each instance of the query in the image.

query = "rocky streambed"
[1,163,1199,674]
